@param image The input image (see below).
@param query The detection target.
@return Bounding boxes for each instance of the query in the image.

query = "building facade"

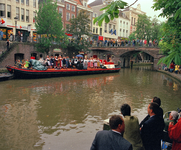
[89,0,118,42]
[0,0,38,40]
[123,4,146,35]
[117,11,130,39]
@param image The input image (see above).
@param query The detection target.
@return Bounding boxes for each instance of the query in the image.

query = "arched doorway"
[14,53,24,63]
[31,53,37,59]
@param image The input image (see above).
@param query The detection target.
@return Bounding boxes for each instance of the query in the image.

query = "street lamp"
[14,17,18,41]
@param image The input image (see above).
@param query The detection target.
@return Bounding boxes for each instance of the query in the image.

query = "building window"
[94,13,97,18]
[131,17,133,25]
[126,22,128,29]
[71,5,75,12]
[59,8,63,17]
[7,5,11,18]
[123,29,125,37]
[33,11,36,23]
[109,24,112,32]
[21,8,24,21]
[113,25,115,30]
[71,14,75,19]
[0,4,5,17]
[100,28,102,35]
[26,10,29,22]
[104,23,107,32]
[120,28,122,36]
[120,21,122,26]
[66,4,70,10]
[33,0,36,8]
[16,0,19,2]
[26,0,29,6]
[134,18,136,25]
[96,22,98,26]
[66,13,70,21]
[92,27,95,33]
[84,2,87,7]
[96,28,98,34]
[16,7,19,20]
[21,0,24,4]
[123,22,125,28]
[66,24,70,32]
[126,30,128,37]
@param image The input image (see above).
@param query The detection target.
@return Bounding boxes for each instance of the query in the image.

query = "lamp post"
[14,17,18,41]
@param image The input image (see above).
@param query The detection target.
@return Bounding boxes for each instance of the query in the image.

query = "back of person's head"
[120,104,131,116]
[109,115,123,130]
[170,111,179,120]
[149,102,160,115]
[152,97,161,106]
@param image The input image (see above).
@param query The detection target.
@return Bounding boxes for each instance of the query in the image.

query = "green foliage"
[128,32,136,41]
[35,0,68,54]
[152,0,181,66]
[94,0,128,26]
[67,10,92,52]
[135,14,152,42]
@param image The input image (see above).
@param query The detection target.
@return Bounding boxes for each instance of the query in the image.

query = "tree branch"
[126,0,139,8]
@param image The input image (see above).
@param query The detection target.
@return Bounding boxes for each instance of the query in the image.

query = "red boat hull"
[6,66,121,79]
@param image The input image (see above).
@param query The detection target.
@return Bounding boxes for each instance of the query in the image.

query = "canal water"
[0,66,181,150]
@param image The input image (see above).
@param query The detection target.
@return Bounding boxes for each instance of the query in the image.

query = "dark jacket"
[141,115,165,150]
[90,130,132,150]
[140,107,163,127]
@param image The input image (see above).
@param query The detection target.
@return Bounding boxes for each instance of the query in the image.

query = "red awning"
[65,33,72,36]
[99,36,103,41]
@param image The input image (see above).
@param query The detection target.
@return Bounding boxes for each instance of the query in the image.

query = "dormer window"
[94,13,97,18]
[84,2,87,7]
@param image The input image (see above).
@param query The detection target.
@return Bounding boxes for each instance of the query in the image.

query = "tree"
[152,0,181,66]
[135,14,152,42]
[67,10,92,52]
[35,0,68,54]
[151,16,163,41]
[128,32,136,41]
[94,0,138,26]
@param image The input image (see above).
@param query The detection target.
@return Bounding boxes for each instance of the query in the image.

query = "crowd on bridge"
[15,55,114,70]
[92,38,159,47]
[90,97,181,150]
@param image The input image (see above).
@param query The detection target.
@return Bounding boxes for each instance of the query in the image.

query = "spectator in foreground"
[140,97,163,127]
[140,102,165,150]
[90,115,132,150]
[120,104,144,150]
[168,111,181,150]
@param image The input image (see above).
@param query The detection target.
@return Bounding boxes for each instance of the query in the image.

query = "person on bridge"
[90,115,132,150]
[0,29,3,40]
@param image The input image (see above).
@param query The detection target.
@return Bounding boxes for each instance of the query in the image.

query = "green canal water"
[0,66,181,150]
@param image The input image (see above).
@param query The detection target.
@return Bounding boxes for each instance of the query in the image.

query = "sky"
[88,0,167,22]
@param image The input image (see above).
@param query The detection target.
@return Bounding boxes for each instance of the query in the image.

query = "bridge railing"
[90,42,159,48]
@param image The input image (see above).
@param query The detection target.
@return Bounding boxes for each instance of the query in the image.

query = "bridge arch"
[89,47,163,69]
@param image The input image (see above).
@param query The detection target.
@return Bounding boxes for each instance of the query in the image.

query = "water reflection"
[0,68,181,150]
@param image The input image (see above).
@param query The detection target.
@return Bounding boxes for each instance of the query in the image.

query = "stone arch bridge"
[89,47,164,69]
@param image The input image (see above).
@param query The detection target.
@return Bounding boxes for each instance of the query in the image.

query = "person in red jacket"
[168,116,181,150]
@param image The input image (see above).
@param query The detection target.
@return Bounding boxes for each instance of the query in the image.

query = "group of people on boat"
[90,97,181,150]
[43,55,105,69]
[14,55,111,70]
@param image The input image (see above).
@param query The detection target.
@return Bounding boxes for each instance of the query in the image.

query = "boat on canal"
[6,65,121,79]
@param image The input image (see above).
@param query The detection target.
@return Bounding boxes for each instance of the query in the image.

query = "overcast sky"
[88,0,166,22]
